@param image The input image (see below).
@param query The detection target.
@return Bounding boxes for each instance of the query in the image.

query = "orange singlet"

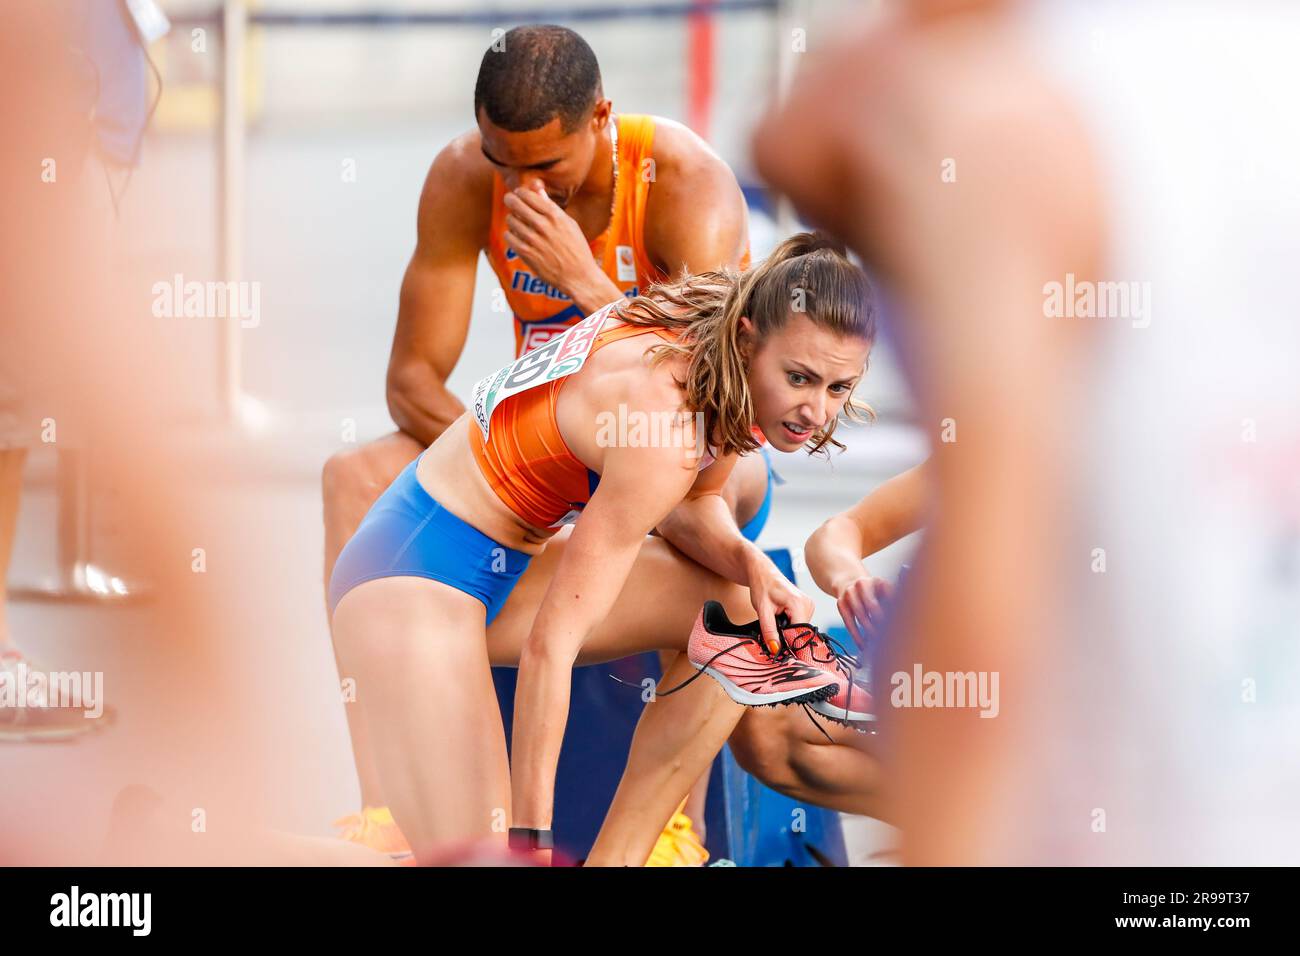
[469,306,683,530]
[486,114,666,358]
[485,113,750,358]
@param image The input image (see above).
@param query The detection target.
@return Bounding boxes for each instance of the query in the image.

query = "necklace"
[608,114,619,222]
[592,117,619,261]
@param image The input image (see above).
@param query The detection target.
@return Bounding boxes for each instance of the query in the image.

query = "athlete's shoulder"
[424,129,496,197]
[641,116,740,187]
[582,322,683,406]
[416,130,496,244]
[640,118,748,273]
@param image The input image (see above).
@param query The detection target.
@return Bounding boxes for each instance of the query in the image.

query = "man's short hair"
[474,25,602,133]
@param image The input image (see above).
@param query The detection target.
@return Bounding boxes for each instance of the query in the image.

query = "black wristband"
[508,827,554,851]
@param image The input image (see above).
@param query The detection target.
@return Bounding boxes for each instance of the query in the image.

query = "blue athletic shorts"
[328,455,532,623]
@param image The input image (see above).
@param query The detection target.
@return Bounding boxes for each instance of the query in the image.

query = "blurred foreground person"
[0,0,156,742]
[0,2,373,866]
[755,0,1300,864]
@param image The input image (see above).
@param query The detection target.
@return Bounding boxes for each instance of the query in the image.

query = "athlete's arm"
[501,122,750,319]
[656,455,814,652]
[386,135,492,447]
[805,460,929,649]
[509,428,696,844]
[642,121,750,276]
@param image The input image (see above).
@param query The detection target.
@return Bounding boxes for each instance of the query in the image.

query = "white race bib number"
[472,304,614,440]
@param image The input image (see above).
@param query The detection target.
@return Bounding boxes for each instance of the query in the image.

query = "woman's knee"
[784,734,841,796]
[322,435,415,514]
[728,709,801,795]
[731,708,867,805]
[321,446,371,512]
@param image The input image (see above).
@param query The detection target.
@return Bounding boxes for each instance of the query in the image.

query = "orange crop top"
[469,312,681,530]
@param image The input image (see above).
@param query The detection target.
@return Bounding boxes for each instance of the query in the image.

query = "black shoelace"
[609,614,877,744]
[608,629,802,699]
[608,620,864,743]
[783,621,861,682]
[779,619,866,741]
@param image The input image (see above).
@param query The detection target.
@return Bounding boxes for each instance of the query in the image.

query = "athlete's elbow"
[386,360,437,426]
[519,633,580,672]
[653,512,689,550]
[804,517,837,561]
[386,358,425,405]
[810,514,862,554]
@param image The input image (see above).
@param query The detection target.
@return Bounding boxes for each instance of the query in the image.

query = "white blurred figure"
[1028,0,1300,864]
[754,0,1300,865]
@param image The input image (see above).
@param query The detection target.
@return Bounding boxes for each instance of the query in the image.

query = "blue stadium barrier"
[491,653,666,864]
[718,743,847,867]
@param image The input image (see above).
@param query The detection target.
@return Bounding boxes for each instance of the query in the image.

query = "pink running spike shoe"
[682,602,842,707]
[779,621,876,725]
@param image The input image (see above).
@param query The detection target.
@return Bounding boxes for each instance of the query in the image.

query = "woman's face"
[743,314,871,452]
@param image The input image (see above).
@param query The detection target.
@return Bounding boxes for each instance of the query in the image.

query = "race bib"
[518,322,573,355]
[472,304,614,440]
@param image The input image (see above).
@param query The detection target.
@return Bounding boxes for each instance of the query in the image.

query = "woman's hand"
[803,475,924,654]
[508,427,698,854]
[745,550,816,654]
[834,574,895,656]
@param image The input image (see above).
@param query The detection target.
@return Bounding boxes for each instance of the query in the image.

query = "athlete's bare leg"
[586,650,746,866]
[321,430,424,808]
[677,668,711,838]
[660,450,770,838]
[332,575,512,862]
[491,532,886,860]
[329,535,752,862]
[728,706,890,822]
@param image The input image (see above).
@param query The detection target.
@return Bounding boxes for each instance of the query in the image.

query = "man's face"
[477,102,609,209]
